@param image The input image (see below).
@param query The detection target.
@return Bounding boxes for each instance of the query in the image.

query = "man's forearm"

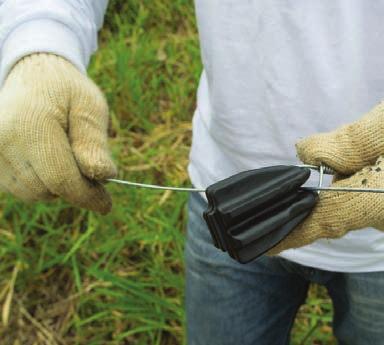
[0,0,108,85]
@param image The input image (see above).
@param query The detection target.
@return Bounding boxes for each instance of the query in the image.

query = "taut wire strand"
[106,178,205,192]
[107,164,384,194]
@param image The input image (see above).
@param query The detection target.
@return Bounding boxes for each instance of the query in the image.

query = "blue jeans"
[185,192,384,345]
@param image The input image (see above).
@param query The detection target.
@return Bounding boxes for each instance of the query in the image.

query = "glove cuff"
[0,19,87,87]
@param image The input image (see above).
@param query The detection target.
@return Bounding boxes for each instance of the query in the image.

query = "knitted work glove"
[296,101,384,175]
[0,53,116,214]
[268,156,384,255]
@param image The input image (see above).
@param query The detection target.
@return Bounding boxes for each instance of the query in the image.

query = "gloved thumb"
[69,77,117,181]
[296,102,384,175]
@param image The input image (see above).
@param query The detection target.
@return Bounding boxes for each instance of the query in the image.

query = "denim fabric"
[185,192,384,345]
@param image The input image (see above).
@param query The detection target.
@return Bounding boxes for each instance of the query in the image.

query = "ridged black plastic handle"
[203,165,318,263]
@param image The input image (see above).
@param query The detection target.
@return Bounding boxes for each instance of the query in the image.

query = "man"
[1,1,384,344]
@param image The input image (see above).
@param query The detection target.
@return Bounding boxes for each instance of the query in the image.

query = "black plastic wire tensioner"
[203,165,318,263]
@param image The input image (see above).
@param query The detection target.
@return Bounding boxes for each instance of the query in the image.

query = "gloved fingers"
[26,120,113,214]
[0,155,55,202]
[295,128,364,175]
[267,168,377,255]
[267,197,353,255]
[69,78,117,181]
[296,102,384,175]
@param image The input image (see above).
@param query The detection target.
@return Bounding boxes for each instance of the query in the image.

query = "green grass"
[0,1,335,344]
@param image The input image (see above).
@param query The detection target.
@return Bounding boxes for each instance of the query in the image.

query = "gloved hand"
[268,101,384,254]
[268,156,384,255]
[295,101,384,175]
[0,53,116,214]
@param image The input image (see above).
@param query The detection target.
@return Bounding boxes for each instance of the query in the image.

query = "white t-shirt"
[189,0,384,272]
[1,1,384,272]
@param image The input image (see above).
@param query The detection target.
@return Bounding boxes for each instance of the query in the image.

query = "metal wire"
[106,164,322,193]
[302,186,384,194]
[297,164,335,175]
[317,164,325,195]
[106,178,205,193]
[107,164,384,194]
